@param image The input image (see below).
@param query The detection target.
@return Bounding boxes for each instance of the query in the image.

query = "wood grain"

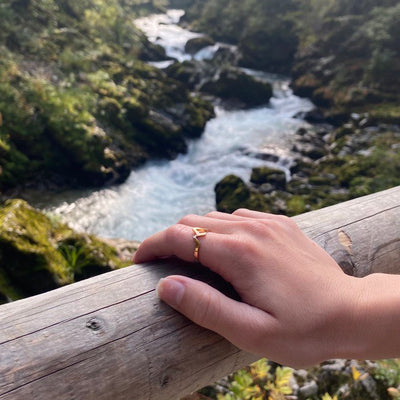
[0,186,399,399]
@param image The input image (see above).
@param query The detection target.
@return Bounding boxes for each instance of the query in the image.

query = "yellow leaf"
[274,367,293,395]
[250,359,271,381]
[351,366,361,381]
[322,393,338,400]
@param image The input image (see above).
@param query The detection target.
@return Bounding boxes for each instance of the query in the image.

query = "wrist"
[336,273,400,360]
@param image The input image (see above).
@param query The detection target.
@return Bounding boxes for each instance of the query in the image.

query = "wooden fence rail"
[1,186,400,399]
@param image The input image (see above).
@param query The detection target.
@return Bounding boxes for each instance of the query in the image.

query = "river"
[35,10,313,242]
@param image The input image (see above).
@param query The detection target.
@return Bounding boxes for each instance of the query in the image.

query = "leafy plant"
[217,359,293,400]
[58,244,91,276]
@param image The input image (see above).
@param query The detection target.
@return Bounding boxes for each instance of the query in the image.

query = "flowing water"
[35,10,314,242]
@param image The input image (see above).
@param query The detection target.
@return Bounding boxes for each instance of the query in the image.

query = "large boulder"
[215,175,269,214]
[0,199,72,297]
[200,68,273,107]
[185,36,215,55]
[250,167,287,190]
[0,199,126,299]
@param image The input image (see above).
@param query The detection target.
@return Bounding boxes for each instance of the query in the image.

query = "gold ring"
[192,227,208,262]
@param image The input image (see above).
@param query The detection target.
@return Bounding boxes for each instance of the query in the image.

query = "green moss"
[0,199,127,298]
[286,195,307,216]
[0,199,72,296]
[215,175,269,214]
[367,103,400,125]
[250,167,286,189]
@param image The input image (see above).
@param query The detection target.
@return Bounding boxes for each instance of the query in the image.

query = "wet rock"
[215,175,269,214]
[250,167,286,190]
[185,35,215,55]
[200,68,273,107]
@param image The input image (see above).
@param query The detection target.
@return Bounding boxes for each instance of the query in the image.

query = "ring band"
[192,227,208,261]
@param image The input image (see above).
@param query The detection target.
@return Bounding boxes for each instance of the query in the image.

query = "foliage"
[0,0,213,191]
[179,0,400,113]
[216,359,293,400]
[0,199,127,299]
[373,359,400,399]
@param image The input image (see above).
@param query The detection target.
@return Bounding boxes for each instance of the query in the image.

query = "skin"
[134,209,400,368]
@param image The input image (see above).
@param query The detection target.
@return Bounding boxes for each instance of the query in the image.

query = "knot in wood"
[86,317,103,333]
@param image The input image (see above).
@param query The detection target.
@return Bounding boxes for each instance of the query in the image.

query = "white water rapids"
[36,10,313,241]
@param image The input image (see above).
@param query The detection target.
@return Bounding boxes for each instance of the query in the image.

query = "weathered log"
[0,186,399,400]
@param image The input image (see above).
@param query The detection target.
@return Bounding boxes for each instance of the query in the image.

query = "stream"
[35,9,314,242]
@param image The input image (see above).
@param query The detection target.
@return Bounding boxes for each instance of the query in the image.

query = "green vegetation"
[0,199,129,302]
[0,0,214,191]
[176,0,400,120]
[195,358,400,400]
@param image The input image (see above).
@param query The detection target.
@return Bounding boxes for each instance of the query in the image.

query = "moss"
[215,175,269,214]
[286,195,307,216]
[57,233,126,281]
[183,96,215,138]
[366,103,400,125]
[250,167,286,189]
[0,199,72,296]
[0,199,127,298]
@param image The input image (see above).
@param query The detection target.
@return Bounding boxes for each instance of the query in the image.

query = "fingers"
[134,224,246,282]
[156,276,276,354]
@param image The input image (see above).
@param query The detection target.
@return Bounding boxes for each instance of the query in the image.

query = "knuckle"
[205,211,221,218]
[178,214,197,225]
[276,214,296,226]
[165,224,187,242]
[194,291,219,327]
[246,220,272,236]
[232,208,249,215]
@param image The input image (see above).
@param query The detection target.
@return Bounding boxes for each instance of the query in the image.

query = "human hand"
[133,210,374,367]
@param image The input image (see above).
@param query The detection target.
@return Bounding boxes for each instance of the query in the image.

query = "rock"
[292,143,326,160]
[0,199,72,297]
[185,35,215,55]
[0,199,126,298]
[298,381,318,399]
[0,291,8,305]
[303,108,327,124]
[200,68,273,107]
[250,167,286,190]
[101,238,140,263]
[215,175,269,214]
[321,359,346,372]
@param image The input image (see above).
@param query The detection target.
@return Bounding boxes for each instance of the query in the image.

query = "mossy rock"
[0,199,127,299]
[250,167,286,190]
[286,195,308,216]
[57,234,125,282]
[215,175,269,214]
[0,199,73,297]
[200,69,273,107]
[185,36,215,55]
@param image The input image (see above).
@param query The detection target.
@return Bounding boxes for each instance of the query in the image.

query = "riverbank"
[0,1,215,194]
[168,1,400,215]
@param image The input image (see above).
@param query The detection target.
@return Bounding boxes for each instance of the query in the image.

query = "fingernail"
[156,278,185,308]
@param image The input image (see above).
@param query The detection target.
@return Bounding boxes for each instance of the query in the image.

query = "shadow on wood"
[0,186,399,399]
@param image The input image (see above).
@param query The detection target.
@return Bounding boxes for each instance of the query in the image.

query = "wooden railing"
[1,186,399,399]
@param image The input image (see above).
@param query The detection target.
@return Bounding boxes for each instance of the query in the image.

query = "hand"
[133,210,397,367]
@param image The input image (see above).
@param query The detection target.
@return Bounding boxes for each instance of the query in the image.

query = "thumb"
[156,276,273,353]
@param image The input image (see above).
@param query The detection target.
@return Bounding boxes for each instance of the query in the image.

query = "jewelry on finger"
[192,227,208,262]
